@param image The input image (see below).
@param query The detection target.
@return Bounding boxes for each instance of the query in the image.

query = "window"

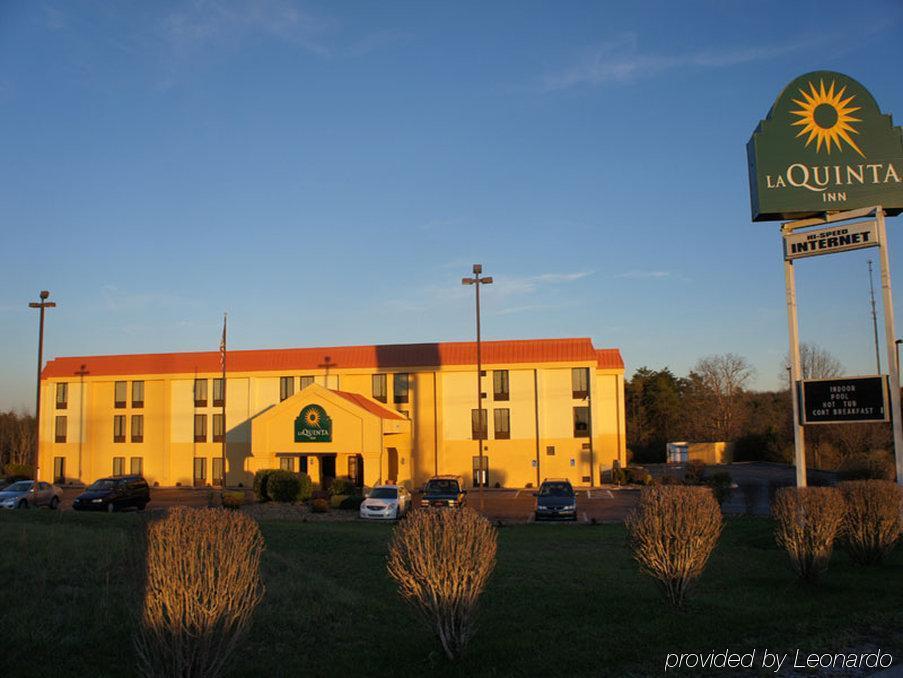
[494,408,510,439]
[132,381,144,408]
[213,378,224,407]
[472,456,488,488]
[212,413,224,443]
[212,457,224,486]
[394,373,410,404]
[471,408,488,440]
[572,368,589,399]
[113,415,126,443]
[54,415,67,443]
[131,415,144,443]
[279,376,294,401]
[130,457,143,476]
[573,406,590,438]
[194,379,207,407]
[113,456,125,476]
[493,370,509,401]
[194,414,207,443]
[193,457,207,486]
[279,457,294,472]
[53,457,65,484]
[546,445,556,456]
[348,455,362,486]
[114,381,127,408]
[55,382,68,409]
[372,374,387,403]
[300,375,315,390]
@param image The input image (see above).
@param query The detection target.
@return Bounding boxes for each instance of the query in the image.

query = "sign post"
[781,236,807,487]
[876,208,903,483]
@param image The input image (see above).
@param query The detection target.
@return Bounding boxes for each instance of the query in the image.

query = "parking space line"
[514,490,520,498]
[581,511,589,524]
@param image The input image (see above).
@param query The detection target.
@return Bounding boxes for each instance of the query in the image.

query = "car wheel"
[18,499,28,509]
[50,496,59,510]
[107,502,115,513]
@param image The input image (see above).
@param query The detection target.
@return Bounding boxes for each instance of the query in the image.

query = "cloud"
[613,270,671,280]
[493,271,593,297]
[43,6,66,31]
[100,285,199,313]
[541,32,830,92]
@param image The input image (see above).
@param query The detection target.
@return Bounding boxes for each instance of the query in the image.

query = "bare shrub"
[625,486,722,607]
[772,487,845,582]
[838,480,903,565]
[135,507,265,678]
[387,507,497,660]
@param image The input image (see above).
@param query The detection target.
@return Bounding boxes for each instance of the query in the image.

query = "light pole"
[462,264,492,511]
[28,290,56,497]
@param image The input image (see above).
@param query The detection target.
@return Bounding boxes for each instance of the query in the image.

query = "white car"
[359,484,411,520]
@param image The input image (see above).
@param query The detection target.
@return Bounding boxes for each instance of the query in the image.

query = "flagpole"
[221,313,227,491]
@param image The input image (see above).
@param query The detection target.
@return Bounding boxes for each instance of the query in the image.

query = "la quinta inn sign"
[295,404,332,443]
[748,71,903,221]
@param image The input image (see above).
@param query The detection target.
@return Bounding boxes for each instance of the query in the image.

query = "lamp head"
[40,290,49,300]
[472,264,482,275]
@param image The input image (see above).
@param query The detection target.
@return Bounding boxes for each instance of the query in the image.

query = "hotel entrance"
[320,454,336,490]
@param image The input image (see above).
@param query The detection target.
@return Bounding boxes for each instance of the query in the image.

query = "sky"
[1,0,903,411]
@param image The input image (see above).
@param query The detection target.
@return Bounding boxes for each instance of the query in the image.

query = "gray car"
[0,480,63,510]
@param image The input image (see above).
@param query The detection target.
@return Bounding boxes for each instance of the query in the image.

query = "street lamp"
[28,290,56,496]
[462,264,492,511]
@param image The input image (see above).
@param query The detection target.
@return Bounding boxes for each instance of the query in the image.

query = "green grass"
[1,511,901,677]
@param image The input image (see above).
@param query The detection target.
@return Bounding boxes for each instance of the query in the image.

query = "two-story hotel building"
[37,337,625,489]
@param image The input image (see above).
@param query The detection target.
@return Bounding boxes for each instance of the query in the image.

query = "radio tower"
[868,260,882,374]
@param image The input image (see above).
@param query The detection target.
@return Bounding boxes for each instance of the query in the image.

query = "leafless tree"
[685,353,754,441]
[0,410,35,472]
[781,342,843,383]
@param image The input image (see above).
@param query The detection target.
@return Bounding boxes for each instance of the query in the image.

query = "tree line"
[626,344,894,477]
[0,410,35,474]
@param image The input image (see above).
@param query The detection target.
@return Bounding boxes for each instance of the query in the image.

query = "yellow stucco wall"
[38,357,625,489]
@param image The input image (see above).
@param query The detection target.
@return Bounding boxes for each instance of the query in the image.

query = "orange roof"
[332,390,406,420]
[596,349,625,370]
[41,338,623,379]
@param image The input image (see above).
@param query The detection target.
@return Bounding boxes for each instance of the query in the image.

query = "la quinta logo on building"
[748,71,903,221]
[294,404,332,443]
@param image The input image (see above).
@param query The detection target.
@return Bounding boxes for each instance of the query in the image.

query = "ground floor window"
[348,454,363,487]
[113,456,125,476]
[53,456,65,484]
[130,457,143,476]
[193,457,207,486]
[212,457,224,486]
[279,456,294,472]
[472,455,489,488]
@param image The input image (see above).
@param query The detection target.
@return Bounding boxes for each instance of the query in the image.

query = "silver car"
[0,480,63,510]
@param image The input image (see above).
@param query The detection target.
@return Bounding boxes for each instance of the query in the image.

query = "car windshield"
[88,479,119,491]
[370,488,398,499]
[4,481,32,493]
[540,483,573,497]
[426,480,459,494]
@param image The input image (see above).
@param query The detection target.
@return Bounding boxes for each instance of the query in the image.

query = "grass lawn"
[1,511,901,677]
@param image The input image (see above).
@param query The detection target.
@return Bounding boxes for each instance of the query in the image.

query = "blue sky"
[2,0,902,410]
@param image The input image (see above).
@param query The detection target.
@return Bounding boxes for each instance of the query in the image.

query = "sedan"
[0,480,63,510]
[534,479,578,521]
[359,485,411,520]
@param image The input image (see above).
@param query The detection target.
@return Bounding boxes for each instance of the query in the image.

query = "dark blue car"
[73,475,150,512]
[534,479,577,521]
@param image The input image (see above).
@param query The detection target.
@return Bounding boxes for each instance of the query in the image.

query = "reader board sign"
[799,376,889,425]
[784,221,879,260]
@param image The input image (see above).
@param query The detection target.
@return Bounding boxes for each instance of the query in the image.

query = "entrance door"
[320,455,336,491]
[472,456,489,488]
[299,455,309,475]
[387,448,399,484]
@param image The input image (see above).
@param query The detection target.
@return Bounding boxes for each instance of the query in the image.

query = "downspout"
[587,368,595,487]
[433,371,439,477]
[534,369,540,488]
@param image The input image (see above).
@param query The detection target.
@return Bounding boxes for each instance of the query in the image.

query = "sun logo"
[304,409,321,427]
[790,80,865,158]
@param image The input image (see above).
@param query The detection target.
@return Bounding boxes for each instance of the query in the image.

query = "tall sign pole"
[876,209,903,484]
[220,313,227,490]
[781,239,807,487]
[28,291,56,490]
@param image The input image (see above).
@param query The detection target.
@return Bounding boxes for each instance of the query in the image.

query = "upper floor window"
[114,381,127,408]
[493,370,509,401]
[471,408,488,440]
[113,415,126,443]
[194,379,207,407]
[394,373,410,404]
[279,376,294,401]
[372,374,387,403]
[54,415,67,443]
[573,406,590,438]
[194,414,207,443]
[55,382,68,409]
[572,368,589,400]
[132,381,144,408]
[131,414,144,443]
[494,408,510,439]
[212,413,225,443]
[213,378,224,407]
[300,376,315,390]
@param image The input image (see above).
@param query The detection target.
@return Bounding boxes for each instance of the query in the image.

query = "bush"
[625,486,723,607]
[772,487,845,583]
[340,495,364,510]
[135,507,265,678]
[838,480,903,565]
[329,494,348,509]
[252,469,279,502]
[838,451,895,481]
[4,463,33,478]
[683,459,706,485]
[266,471,301,503]
[388,507,497,660]
[704,472,733,506]
[221,491,245,509]
[296,473,313,502]
[624,466,653,485]
[330,476,360,497]
[310,498,329,513]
